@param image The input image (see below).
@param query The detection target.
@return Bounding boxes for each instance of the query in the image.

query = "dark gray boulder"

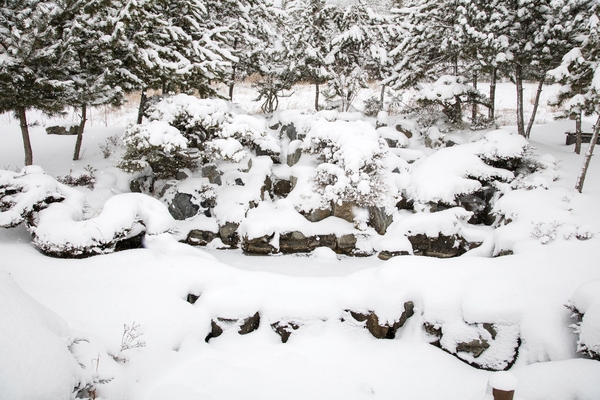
[168,192,200,220]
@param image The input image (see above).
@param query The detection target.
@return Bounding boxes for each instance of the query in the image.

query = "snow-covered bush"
[146,94,231,147]
[118,121,195,179]
[416,76,488,126]
[1,166,176,257]
[568,280,600,360]
[145,94,280,163]
[0,166,76,229]
[303,120,396,208]
[31,192,176,258]
[406,131,518,206]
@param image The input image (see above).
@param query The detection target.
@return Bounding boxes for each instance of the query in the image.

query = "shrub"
[117,121,197,179]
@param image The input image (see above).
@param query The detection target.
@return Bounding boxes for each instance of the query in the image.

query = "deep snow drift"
[1,82,600,400]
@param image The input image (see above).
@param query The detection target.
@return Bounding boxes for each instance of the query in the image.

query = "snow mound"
[32,192,176,257]
[407,131,521,204]
[570,280,600,359]
[0,271,90,400]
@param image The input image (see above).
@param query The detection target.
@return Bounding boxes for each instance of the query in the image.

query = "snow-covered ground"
[1,82,600,400]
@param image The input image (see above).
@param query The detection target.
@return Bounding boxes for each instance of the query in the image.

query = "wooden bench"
[565,131,598,145]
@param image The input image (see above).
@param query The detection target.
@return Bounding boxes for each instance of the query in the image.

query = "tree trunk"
[515,65,525,137]
[16,106,33,166]
[315,83,320,111]
[575,113,582,155]
[73,103,87,161]
[137,89,147,125]
[525,79,544,139]
[379,84,386,112]
[472,71,478,122]
[575,115,600,193]
[229,68,236,101]
[488,68,496,121]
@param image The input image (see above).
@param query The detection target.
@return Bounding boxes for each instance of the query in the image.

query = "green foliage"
[117,122,197,179]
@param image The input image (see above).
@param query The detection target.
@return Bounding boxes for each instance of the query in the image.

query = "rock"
[269,122,281,130]
[238,312,260,335]
[378,250,410,260]
[457,187,496,225]
[281,123,297,141]
[204,320,224,343]
[368,206,394,235]
[494,249,514,257]
[349,301,415,339]
[202,163,222,186]
[396,197,414,211]
[234,177,245,186]
[384,138,398,148]
[301,207,331,223]
[271,321,300,343]
[186,293,200,304]
[168,192,200,220]
[395,124,413,139]
[261,176,272,201]
[333,201,355,224]
[408,233,481,258]
[336,234,357,255]
[219,222,240,247]
[423,320,521,371]
[456,339,490,358]
[278,232,336,254]
[242,234,276,255]
[273,179,292,198]
[129,175,154,193]
[286,146,302,167]
[185,229,217,246]
[114,231,145,252]
[46,125,79,135]
[279,231,310,253]
[176,170,189,180]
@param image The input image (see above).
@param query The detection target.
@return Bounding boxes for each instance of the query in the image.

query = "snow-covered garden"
[3,0,600,399]
[2,80,600,399]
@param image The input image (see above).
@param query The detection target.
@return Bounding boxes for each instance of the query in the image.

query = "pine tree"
[284,0,336,111]
[112,0,234,123]
[203,0,282,101]
[386,0,465,91]
[324,0,394,112]
[547,0,596,154]
[549,2,600,192]
[56,0,125,160]
[491,0,575,137]
[0,0,72,166]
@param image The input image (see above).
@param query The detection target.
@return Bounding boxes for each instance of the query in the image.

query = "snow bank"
[0,272,90,399]
[570,280,600,359]
[513,359,600,400]
[32,192,176,256]
[407,131,521,204]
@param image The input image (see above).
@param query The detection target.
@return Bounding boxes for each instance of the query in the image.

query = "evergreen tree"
[203,0,282,101]
[386,0,465,91]
[112,0,234,123]
[490,0,575,137]
[324,0,394,112]
[549,2,600,192]
[56,0,125,160]
[284,0,336,111]
[547,0,596,154]
[0,0,72,165]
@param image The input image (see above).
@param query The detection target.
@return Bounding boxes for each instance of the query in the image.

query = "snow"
[488,371,518,391]
[0,272,89,400]
[1,81,600,400]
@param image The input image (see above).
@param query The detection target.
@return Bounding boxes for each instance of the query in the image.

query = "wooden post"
[493,388,515,400]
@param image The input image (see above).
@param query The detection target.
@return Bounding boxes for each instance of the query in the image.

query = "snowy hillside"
[1,82,600,400]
